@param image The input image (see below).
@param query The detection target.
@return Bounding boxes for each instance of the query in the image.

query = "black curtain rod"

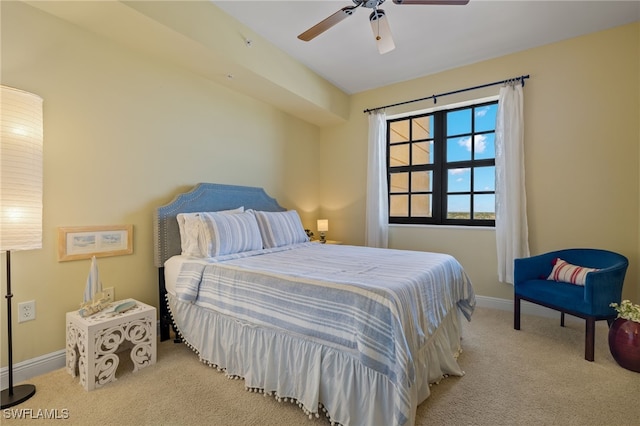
[363,74,530,114]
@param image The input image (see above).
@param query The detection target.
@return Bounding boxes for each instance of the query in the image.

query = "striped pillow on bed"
[177,207,244,257]
[254,210,309,248]
[198,210,263,257]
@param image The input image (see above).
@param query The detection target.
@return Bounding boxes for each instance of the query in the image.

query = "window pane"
[389,144,409,167]
[474,194,495,220]
[447,136,472,162]
[390,194,408,217]
[412,141,433,165]
[475,104,497,132]
[475,133,495,160]
[389,120,409,143]
[411,171,432,192]
[473,166,495,191]
[412,115,432,140]
[447,195,470,219]
[411,194,432,217]
[390,172,408,193]
[448,168,470,192]
[447,109,471,136]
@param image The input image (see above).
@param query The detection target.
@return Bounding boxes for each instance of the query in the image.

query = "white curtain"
[365,110,388,248]
[495,83,529,284]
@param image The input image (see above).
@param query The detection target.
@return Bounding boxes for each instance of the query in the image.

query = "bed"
[153,183,476,426]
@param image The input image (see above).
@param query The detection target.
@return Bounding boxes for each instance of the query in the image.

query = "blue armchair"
[514,248,628,361]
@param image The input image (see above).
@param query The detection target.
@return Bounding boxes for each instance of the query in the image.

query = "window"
[387,99,498,226]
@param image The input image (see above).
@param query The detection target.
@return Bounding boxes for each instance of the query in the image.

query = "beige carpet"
[3,307,639,426]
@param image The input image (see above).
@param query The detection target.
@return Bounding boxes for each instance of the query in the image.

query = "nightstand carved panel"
[66,300,156,391]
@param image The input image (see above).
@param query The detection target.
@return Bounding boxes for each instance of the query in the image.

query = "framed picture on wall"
[57,225,133,261]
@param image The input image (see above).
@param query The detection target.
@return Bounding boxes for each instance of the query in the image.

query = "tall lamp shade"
[1,85,43,250]
[1,85,43,409]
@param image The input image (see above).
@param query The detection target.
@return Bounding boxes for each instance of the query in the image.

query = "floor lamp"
[1,85,44,409]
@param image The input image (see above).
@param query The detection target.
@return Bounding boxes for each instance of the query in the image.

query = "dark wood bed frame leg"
[514,296,521,330]
[159,268,171,342]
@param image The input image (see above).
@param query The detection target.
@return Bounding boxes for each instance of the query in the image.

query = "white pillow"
[547,258,599,286]
[254,210,309,249]
[198,210,263,257]
[176,213,202,256]
[177,207,243,257]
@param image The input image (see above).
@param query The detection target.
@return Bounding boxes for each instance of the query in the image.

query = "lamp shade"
[1,86,43,251]
[317,219,329,232]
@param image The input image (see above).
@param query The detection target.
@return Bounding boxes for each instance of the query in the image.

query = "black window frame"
[387,99,498,227]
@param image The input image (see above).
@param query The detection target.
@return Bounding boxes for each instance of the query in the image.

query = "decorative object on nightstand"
[78,256,110,317]
[1,86,43,409]
[304,229,314,241]
[66,299,157,391]
[317,219,329,243]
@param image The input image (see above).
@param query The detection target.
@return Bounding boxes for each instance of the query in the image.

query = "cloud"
[476,107,490,118]
[458,134,487,153]
[449,168,470,175]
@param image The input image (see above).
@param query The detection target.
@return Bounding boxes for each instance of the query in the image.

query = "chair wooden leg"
[561,312,565,327]
[514,296,521,330]
[585,317,595,362]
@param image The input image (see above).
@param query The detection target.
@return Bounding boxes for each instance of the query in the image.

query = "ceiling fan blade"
[392,0,470,5]
[370,9,395,55]
[298,6,358,41]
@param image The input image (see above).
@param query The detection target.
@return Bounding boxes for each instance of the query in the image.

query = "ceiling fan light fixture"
[369,9,395,54]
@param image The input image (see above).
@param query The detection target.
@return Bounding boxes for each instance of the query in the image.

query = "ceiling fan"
[298,0,470,54]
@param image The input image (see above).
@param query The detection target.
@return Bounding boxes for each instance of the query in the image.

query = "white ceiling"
[214,0,640,94]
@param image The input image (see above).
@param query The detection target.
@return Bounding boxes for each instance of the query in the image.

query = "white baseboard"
[0,349,66,391]
[1,299,565,389]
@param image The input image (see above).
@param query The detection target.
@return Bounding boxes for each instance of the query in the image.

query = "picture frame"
[58,225,133,262]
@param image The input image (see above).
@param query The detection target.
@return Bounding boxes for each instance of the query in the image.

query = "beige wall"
[320,22,639,302]
[1,2,321,365]
[1,1,638,368]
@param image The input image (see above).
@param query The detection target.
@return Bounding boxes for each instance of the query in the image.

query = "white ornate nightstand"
[66,299,157,391]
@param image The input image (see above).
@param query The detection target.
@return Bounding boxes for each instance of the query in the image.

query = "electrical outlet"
[103,287,114,302]
[18,300,36,323]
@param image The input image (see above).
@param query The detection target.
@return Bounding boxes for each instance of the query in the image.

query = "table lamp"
[317,219,328,243]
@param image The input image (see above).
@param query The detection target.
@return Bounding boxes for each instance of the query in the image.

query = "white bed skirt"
[167,293,466,426]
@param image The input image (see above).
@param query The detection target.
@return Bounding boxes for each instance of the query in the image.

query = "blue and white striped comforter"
[175,242,475,422]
